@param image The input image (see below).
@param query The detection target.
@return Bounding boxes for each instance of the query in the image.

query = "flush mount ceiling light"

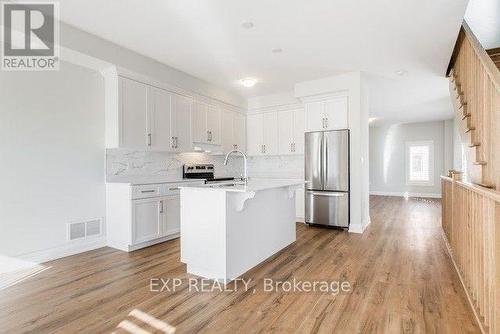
[395,69,408,76]
[241,21,254,29]
[239,78,258,88]
[271,48,283,53]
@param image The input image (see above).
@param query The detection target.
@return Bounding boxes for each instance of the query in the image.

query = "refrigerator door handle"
[322,134,328,188]
[307,191,346,197]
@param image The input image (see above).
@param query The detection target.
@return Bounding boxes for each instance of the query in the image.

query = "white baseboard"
[17,236,107,264]
[370,191,441,199]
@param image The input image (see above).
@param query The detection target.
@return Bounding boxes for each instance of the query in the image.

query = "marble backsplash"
[106,149,304,180]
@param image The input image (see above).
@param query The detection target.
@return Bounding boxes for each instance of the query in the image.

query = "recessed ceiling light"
[241,21,254,29]
[395,69,408,76]
[239,78,258,88]
[271,48,283,53]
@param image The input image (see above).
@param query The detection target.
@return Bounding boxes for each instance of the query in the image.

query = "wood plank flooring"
[0,196,480,333]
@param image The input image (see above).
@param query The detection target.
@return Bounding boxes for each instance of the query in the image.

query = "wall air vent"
[68,218,103,241]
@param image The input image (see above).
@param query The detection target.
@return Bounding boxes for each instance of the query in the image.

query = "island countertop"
[178,178,305,193]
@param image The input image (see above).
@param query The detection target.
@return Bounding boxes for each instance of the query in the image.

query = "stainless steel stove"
[183,164,235,183]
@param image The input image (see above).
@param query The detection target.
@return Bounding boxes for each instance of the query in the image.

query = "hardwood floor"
[0,196,480,333]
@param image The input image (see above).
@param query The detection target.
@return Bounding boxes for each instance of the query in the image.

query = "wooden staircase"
[447,22,500,190]
[487,47,500,70]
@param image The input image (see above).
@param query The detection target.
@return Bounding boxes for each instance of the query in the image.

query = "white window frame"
[405,140,434,186]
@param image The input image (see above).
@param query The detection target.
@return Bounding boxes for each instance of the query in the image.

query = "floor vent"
[68,218,103,241]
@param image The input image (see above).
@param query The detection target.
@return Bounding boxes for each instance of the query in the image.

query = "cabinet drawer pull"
[159,200,164,213]
[141,190,156,193]
[169,187,179,191]
[147,133,152,146]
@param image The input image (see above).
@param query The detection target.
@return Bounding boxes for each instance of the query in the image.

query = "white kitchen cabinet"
[221,110,247,153]
[120,77,149,148]
[278,108,305,155]
[150,87,173,150]
[247,112,279,156]
[106,181,204,252]
[247,113,264,156]
[221,110,234,153]
[294,108,305,154]
[263,112,279,155]
[233,112,246,151]
[295,188,305,222]
[191,101,221,145]
[171,93,192,152]
[305,96,348,131]
[132,197,162,244]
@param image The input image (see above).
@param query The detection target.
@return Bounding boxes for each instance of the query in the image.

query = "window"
[406,141,434,186]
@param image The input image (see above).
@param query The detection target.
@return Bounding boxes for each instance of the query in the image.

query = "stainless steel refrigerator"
[305,130,349,227]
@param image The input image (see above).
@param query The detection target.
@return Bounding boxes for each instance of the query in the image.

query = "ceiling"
[47,0,469,122]
[465,0,500,49]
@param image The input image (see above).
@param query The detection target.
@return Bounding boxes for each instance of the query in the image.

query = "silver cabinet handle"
[169,187,179,191]
[171,136,175,149]
[141,190,156,193]
[147,133,152,146]
[263,144,266,154]
[261,144,264,154]
[308,191,346,197]
[322,118,325,128]
[159,200,164,213]
[325,118,328,128]
[175,136,178,148]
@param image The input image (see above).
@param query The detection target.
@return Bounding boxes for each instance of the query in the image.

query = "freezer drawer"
[305,191,349,227]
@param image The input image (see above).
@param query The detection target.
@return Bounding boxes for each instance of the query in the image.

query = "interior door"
[172,94,192,151]
[304,132,323,190]
[293,108,305,154]
[323,130,349,191]
[246,113,263,156]
[278,110,294,155]
[150,87,172,150]
[262,112,278,155]
[305,101,325,131]
[132,198,162,244]
[119,77,149,148]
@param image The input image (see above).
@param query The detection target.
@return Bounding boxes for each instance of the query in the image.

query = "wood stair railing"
[447,21,500,190]
[487,47,500,70]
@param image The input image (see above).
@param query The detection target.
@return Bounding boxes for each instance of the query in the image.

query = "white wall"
[0,61,105,258]
[369,120,452,197]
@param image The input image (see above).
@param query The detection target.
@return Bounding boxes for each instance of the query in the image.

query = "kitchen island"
[179,179,304,282]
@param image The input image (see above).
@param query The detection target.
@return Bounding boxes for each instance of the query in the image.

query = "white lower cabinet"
[106,181,201,252]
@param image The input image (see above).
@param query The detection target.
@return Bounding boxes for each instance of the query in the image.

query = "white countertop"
[178,178,305,193]
[106,175,206,185]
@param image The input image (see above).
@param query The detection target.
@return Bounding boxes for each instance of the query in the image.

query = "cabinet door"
[132,198,162,244]
[163,196,180,235]
[278,110,294,155]
[150,87,173,150]
[305,101,325,132]
[207,106,221,144]
[192,101,208,143]
[221,110,234,153]
[120,77,149,148]
[293,108,305,154]
[246,113,263,156]
[172,94,192,151]
[324,96,348,129]
[262,112,279,155]
[233,112,246,152]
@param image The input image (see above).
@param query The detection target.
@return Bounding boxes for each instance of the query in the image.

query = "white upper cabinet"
[171,93,192,152]
[233,112,246,151]
[221,110,234,153]
[247,112,279,156]
[150,87,172,150]
[278,108,305,155]
[192,101,221,145]
[305,96,348,131]
[221,110,247,153]
[247,113,264,156]
[120,77,149,148]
